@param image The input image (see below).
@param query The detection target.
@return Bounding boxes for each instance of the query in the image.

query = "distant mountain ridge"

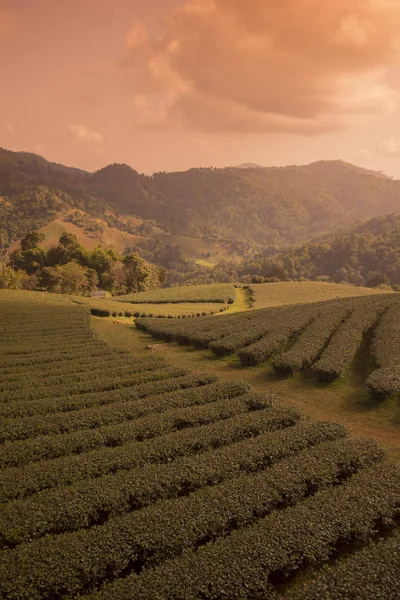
[1,148,400,251]
[235,162,266,169]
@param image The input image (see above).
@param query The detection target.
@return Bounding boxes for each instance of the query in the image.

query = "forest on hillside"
[3,231,162,295]
[235,215,400,289]
[3,215,400,294]
[1,148,400,249]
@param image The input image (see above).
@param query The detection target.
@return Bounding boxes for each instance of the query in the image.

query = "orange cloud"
[68,125,104,144]
[123,0,400,133]
[125,21,149,49]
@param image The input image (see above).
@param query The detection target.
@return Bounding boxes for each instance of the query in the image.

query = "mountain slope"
[239,214,400,287]
[1,148,400,250]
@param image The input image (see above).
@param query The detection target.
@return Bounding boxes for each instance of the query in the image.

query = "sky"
[1,0,400,176]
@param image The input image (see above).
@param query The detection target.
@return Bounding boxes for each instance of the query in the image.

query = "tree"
[122,252,159,293]
[11,246,46,275]
[48,233,87,266]
[365,271,390,288]
[20,231,45,251]
[100,264,128,295]
[0,266,24,289]
[88,246,119,274]
[40,262,97,295]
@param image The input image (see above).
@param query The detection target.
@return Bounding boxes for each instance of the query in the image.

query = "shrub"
[90,308,111,317]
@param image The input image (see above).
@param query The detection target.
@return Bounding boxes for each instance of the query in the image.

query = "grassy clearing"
[250,281,393,309]
[149,233,235,266]
[36,215,143,253]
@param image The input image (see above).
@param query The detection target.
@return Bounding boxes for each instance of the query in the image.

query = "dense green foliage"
[2,148,400,252]
[0,291,398,599]
[90,160,400,246]
[238,214,400,289]
[4,231,162,295]
[138,294,400,396]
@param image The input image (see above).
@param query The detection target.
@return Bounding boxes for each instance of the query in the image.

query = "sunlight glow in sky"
[1,0,400,176]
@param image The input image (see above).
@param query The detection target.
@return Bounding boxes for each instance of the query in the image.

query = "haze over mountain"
[1,148,400,254]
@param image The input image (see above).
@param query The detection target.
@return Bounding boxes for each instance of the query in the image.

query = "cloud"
[378,138,400,155]
[68,124,104,144]
[4,121,15,136]
[122,0,400,133]
[125,21,148,49]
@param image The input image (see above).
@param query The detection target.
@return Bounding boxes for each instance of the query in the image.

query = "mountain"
[235,162,266,169]
[1,148,400,253]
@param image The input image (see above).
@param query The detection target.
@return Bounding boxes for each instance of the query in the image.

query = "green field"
[1,289,399,599]
[249,281,392,309]
[115,283,236,304]
[0,289,229,318]
[71,296,229,318]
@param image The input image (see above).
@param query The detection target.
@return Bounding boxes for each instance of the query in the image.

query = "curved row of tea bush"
[86,461,400,600]
[272,305,349,376]
[0,364,185,412]
[0,366,186,408]
[290,527,400,600]
[0,405,302,521]
[0,349,132,382]
[0,355,161,393]
[0,381,252,470]
[366,303,400,398]
[138,294,400,395]
[0,373,217,443]
[91,306,230,319]
[0,434,378,600]
[313,298,392,381]
[0,344,124,368]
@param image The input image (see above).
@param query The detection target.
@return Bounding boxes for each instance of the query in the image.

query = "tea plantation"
[138,293,400,399]
[0,291,399,599]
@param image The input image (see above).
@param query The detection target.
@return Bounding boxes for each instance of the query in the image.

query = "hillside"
[97,159,400,246]
[239,214,400,287]
[2,148,400,252]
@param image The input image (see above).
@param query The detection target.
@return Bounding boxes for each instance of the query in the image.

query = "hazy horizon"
[3,145,398,180]
[2,0,400,176]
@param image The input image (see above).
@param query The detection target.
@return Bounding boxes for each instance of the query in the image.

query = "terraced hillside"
[0,291,399,599]
[137,293,400,398]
